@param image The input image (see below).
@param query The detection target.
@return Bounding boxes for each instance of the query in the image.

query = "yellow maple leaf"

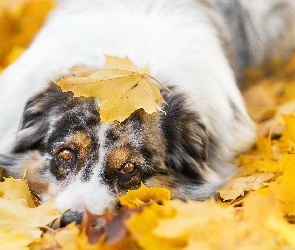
[243,192,295,248]
[126,202,184,250]
[267,213,295,247]
[119,182,170,208]
[0,199,59,241]
[0,177,60,243]
[0,229,31,250]
[126,199,236,250]
[153,199,234,238]
[269,153,295,215]
[236,136,281,175]
[243,82,277,121]
[127,193,295,250]
[281,115,295,144]
[0,177,35,207]
[55,55,169,122]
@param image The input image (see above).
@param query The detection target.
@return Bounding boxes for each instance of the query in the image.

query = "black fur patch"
[160,89,210,181]
[13,84,70,153]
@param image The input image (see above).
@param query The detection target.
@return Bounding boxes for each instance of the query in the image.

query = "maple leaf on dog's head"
[55,55,169,122]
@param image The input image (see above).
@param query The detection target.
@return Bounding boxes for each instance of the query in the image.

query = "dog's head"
[0,83,223,223]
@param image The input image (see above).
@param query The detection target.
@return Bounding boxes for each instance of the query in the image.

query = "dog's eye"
[54,147,78,179]
[121,162,135,174]
[59,148,73,162]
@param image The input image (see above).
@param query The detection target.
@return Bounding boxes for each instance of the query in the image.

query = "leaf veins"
[55,55,170,122]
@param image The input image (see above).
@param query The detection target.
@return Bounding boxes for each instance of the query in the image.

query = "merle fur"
[1,84,213,186]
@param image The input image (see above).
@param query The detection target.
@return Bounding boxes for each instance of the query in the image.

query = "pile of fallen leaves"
[2,0,295,249]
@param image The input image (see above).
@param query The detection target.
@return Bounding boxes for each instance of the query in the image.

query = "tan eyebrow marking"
[107,147,131,169]
[67,131,92,173]
[71,131,91,152]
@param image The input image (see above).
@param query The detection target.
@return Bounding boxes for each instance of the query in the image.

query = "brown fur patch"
[105,147,145,194]
[107,147,144,173]
[107,147,132,170]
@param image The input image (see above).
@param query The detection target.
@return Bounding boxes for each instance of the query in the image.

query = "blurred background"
[0,0,54,72]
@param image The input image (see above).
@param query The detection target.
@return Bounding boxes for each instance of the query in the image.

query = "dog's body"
[0,0,295,221]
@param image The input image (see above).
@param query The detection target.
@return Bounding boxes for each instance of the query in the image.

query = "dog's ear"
[13,100,48,153]
[0,153,25,178]
[161,92,213,182]
[1,84,70,177]
[13,84,69,153]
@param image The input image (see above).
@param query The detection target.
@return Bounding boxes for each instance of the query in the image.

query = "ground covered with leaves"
[2,1,295,249]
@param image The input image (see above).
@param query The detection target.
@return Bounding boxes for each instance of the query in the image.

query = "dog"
[0,0,295,223]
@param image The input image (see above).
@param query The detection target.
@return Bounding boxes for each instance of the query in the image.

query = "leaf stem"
[40,225,57,233]
[145,74,172,93]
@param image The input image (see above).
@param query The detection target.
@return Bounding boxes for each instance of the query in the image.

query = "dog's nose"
[60,210,83,227]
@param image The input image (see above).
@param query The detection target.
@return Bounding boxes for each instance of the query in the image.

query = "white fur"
[53,122,113,213]
[53,177,116,214]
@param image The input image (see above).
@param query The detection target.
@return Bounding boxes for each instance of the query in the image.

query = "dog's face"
[0,83,221,222]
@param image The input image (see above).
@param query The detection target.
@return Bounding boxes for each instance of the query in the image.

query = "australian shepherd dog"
[0,0,294,223]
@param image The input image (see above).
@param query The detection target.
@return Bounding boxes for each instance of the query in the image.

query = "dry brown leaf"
[81,210,115,244]
[55,55,168,122]
[32,222,96,250]
[219,173,274,201]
